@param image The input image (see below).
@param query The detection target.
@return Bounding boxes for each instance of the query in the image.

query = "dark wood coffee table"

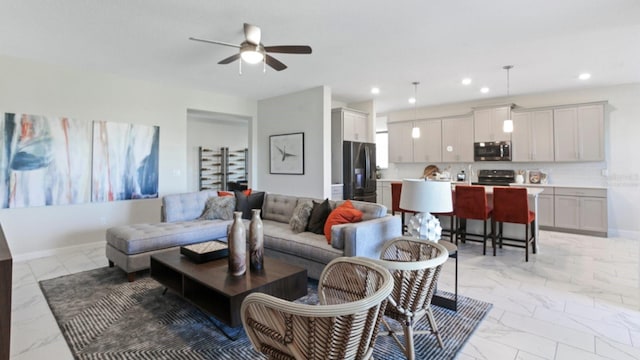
[150,250,307,337]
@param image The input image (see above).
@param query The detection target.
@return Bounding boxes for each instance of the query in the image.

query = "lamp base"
[407,212,442,241]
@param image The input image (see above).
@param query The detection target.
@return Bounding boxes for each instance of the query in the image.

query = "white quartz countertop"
[508,183,606,190]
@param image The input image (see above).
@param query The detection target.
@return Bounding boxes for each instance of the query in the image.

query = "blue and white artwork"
[0,113,92,208]
[92,121,159,201]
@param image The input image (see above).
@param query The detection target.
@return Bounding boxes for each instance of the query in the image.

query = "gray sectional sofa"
[106,190,401,280]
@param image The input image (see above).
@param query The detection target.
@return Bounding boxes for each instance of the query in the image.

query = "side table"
[431,240,458,311]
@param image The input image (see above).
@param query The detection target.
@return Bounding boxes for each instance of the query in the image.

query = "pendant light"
[411,81,421,138]
[503,65,514,133]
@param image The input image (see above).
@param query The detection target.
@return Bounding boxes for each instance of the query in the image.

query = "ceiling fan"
[189,23,312,71]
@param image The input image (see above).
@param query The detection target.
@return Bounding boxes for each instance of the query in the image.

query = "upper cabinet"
[473,105,512,142]
[387,121,414,163]
[412,119,442,163]
[442,116,474,163]
[332,108,371,143]
[511,110,554,162]
[553,104,604,162]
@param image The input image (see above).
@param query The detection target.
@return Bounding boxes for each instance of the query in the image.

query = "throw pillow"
[306,198,332,234]
[198,196,236,221]
[324,200,363,243]
[289,200,313,233]
[218,189,252,197]
[235,190,265,219]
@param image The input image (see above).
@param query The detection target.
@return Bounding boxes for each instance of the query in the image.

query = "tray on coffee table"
[180,240,228,263]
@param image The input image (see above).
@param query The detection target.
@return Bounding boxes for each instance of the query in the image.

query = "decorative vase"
[228,211,246,276]
[515,174,525,184]
[249,209,264,271]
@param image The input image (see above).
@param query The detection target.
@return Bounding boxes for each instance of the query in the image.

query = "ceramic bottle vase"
[249,209,264,271]
[228,211,246,276]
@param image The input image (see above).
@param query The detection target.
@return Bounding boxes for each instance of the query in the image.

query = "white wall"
[0,55,256,258]
[257,86,332,199]
[382,83,640,238]
[186,111,249,192]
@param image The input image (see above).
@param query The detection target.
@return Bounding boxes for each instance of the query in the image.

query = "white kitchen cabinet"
[511,110,554,162]
[553,104,604,162]
[535,187,555,227]
[376,180,392,211]
[387,121,414,163]
[554,187,607,235]
[442,116,474,163]
[412,119,442,163]
[332,108,370,143]
[473,105,512,142]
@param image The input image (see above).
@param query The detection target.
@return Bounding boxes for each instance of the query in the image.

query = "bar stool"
[454,185,493,255]
[492,187,536,262]
[391,182,415,234]
[432,191,455,242]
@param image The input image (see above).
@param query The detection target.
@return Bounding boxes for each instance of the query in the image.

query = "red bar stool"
[432,191,455,242]
[391,182,415,234]
[454,185,494,255]
[492,187,536,262]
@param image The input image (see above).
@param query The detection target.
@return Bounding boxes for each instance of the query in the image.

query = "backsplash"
[381,161,607,187]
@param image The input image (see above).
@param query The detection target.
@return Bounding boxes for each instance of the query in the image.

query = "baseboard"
[13,241,104,263]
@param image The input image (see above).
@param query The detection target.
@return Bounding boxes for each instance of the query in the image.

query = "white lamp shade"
[503,119,514,133]
[411,126,420,138]
[399,179,453,213]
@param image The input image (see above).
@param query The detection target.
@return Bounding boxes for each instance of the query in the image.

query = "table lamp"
[399,179,453,241]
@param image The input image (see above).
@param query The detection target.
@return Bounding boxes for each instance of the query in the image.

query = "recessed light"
[371,87,380,94]
[462,78,472,85]
[579,73,591,80]
[408,97,416,104]
[480,87,490,94]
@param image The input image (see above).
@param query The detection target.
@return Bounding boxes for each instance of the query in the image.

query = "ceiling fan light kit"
[190,23,312,73]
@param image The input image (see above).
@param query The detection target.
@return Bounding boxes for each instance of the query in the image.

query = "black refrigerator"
[343,141,377,202]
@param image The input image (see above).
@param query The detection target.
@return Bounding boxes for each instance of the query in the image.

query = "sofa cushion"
[307,199,332,234]
[289,200,313,233]
[262,220,343,265]
[162,190,219,222]
[106,220,230,255]
[263,194,299,223]
[198,196,235,220]
[235,190,265,219]
[323,200,363,242]
[335,200,387,220]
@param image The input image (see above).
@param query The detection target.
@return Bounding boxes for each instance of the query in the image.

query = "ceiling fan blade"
[265,55,287,71]
[189,37,240,48]
[218,53,241,64]
[264,45,312,54]
[244,23,261,45]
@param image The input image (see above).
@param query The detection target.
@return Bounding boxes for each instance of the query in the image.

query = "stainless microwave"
[474,141,511,161]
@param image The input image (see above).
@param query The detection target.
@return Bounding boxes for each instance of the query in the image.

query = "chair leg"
[491,219,497,256]
[525,224,529,262]
[532,220,537,254]
[499,222,504,248]
[482,219,487,255]
[403,320,416,360]
[425,307,444,349]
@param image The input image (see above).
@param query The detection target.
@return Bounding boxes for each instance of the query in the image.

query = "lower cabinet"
[553,187,607,235]
[536,189,555,227]
[376,180,392,212]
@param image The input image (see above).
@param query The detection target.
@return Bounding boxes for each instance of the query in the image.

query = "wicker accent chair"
[376,237,449,360]
[241,257,393,360]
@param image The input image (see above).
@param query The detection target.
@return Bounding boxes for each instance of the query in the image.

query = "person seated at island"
[422,165,440,179]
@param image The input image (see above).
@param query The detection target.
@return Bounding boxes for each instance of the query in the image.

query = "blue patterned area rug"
[40,267,491,360]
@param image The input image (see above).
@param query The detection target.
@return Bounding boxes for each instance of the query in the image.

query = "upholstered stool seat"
[454,185,494,255]
[492,187,536,261]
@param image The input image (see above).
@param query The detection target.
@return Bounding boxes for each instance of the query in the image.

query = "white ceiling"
[0,0,638,113]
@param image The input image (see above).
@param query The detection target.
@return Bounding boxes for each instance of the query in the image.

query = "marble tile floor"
[9,231,640,359]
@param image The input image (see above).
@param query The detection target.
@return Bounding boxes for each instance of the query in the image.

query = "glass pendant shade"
[412,126,421,138]
[503,119,513,133]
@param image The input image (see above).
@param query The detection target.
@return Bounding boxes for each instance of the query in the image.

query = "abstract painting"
[269,132,304,175]
[0,113,92,208]
[92,121,159,201]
